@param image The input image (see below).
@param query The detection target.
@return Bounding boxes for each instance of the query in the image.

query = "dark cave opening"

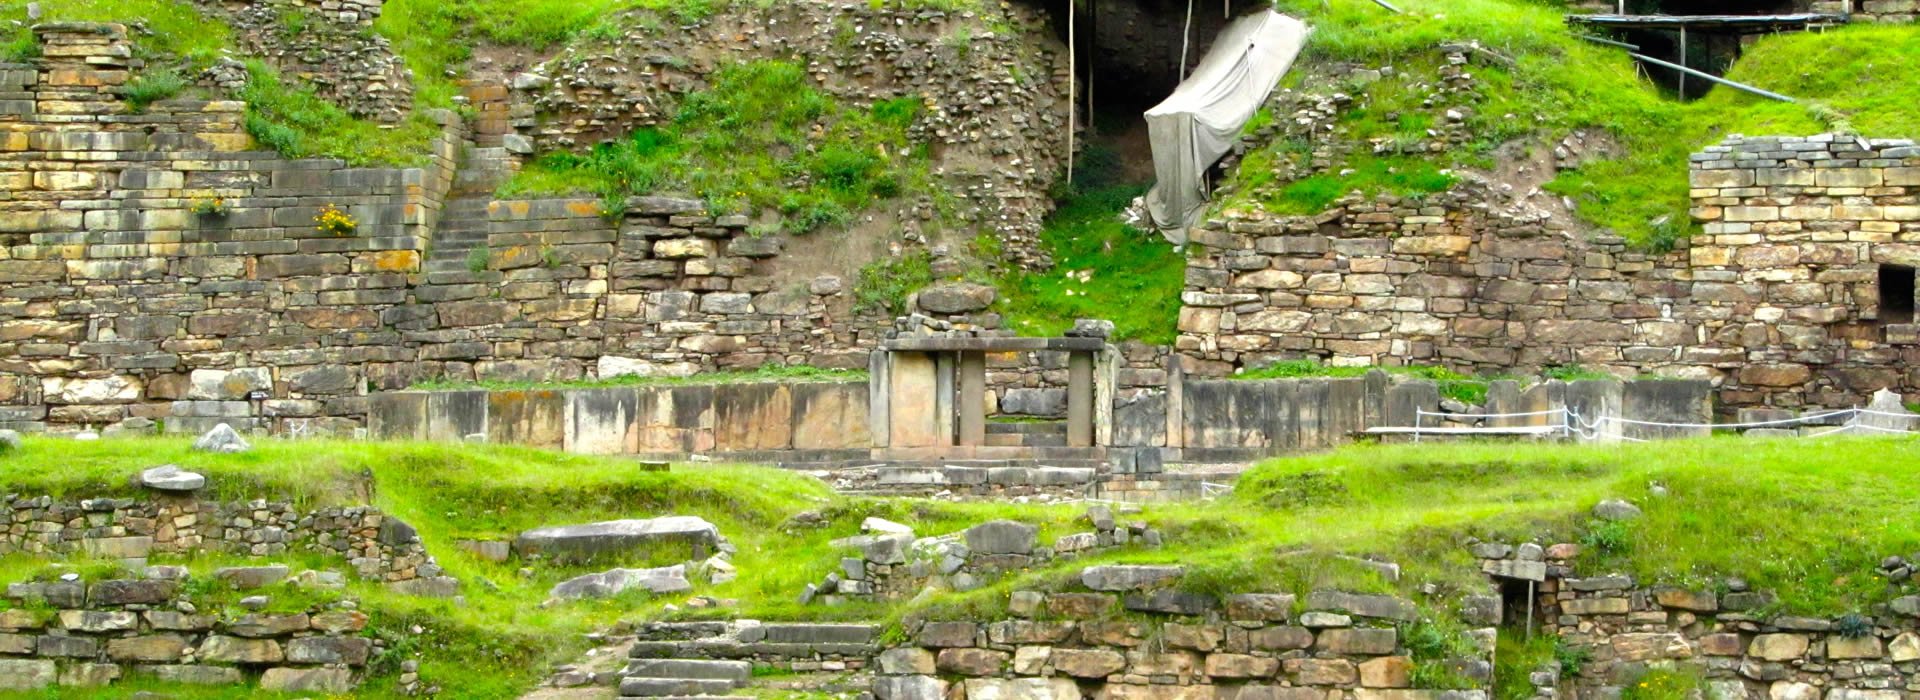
[1018,0,1274,181]
[1590,0,1830,101]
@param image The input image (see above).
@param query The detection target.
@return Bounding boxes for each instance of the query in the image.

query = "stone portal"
[869,335,1118,461]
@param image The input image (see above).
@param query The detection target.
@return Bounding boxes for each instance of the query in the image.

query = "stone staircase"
[984,420,1068,447]
[617,659,753,699]
[604,620,878,699]
[424,196,493,275]
[424,145,514,277]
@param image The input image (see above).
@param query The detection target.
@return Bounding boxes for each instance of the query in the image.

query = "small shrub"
[1835,613,1873,638]
[465,247,489,273]
[1579,518,1631,555]
[1622,668,1704,700]
[124,70,186,113]
[244,112,301,154]
[2,31,40,62]
[1410,661,1479,690]
[854,250,934,315]
[1543,364,1613,381]
[189,197,232,218]
[315,205,358,236]
[1553,638,1591,676]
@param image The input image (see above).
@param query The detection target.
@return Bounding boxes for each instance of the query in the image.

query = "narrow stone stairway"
[424,144,514,278]
[424,195,493,275]
[617,658,753,699]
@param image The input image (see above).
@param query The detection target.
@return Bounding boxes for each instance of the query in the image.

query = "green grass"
[1225,0,1920,248]
[6,434,1920,694]
[122,69,185,113]
[504,60,934,234]
[995,185,1186,344]
[994,145,1187,343]
[0,0,232,68]
[1233,358,1492,404]
[854,248,936,316]
[407,365,867,392]
[238,61,443,167]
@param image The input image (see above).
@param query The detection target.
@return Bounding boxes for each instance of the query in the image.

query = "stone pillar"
[1067,351,1094,447]
[888,352,940,448]
[957,352,985,447]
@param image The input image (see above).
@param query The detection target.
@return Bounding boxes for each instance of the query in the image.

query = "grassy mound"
[1221,0,1920,248]
[3,428,1918,695]
[503,60,941,234]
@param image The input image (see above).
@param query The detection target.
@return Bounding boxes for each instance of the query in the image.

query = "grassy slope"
[1223,0,1920,248]
[5,433,1920,695]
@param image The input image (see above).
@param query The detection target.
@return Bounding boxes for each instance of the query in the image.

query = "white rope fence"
[1403,405,1920,443]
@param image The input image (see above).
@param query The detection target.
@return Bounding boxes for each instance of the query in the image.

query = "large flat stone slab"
[515,516,722,563]
[549,565,692,599]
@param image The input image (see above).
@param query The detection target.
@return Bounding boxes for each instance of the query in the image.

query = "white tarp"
[1144,10,1309,243]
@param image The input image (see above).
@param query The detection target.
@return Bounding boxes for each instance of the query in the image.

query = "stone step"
[424,270,503,286]
[619,696,753,700]
[623,659,752,682]
[618,678,740,697]
[986,420,1068,434]
[423,259,481,273]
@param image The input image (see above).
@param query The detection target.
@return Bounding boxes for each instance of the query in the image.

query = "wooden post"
[1067,0,1076,184]
[1678,26,1688,100]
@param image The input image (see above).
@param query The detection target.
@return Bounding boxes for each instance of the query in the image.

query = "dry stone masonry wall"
[1181,134,1920,410]
[0,493,451,592]
[506,1,1072,268]
[1475,533,1920,700]
[0,570,377,693]
[190,0,415,121]
[872,575,1485,700]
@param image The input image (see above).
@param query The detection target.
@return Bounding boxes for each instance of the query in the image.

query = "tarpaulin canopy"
[1144,10,1308,243]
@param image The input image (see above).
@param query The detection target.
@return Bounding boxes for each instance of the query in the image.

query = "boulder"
[1080,565,1184,591]
[963,678,1080,700]
[191,423,250,453]
[549,565,692,600]
[261,667,355,693]
[137,465,205,492]
[965,520,1037,556]
[873,675,946,700]
[915,282,996,314]
[515,516,722,563]
[1591,499,1643,521]
[214,565,290,590]
[1861,388,1917,431]
[0,659,55,690]
[862,517,915,535]
[0,429,19,453]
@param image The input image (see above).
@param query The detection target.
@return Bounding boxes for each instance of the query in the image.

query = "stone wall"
[0,571,375,693]
[367,381,873,461]
[872,577,1483,700]
[1811,0,1919,22]
[190,0,414,121]
[0,493,450,590]
[0,24,461,436]
[504,1,1072,269]
[1474,539,1920,700]
[808,511,1163,605]
[1178,133,1920,411]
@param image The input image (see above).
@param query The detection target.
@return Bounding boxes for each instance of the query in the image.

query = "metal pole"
[1628,51,1797,103]
[1371,0,1403,12]
[1067,1,1075,184]
[1526,580,1536,639]
[1575,33,1639,50]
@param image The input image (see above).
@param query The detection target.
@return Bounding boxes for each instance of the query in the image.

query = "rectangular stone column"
[1067,351,1094,447]
[888,352,940,448]
[958,351,986,446]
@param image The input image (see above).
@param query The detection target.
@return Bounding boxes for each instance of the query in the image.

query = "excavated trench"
[1016,0,1275,174]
